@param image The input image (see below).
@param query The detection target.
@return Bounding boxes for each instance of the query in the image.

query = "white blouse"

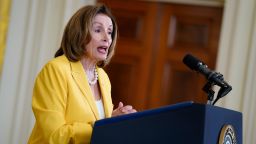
[95,99,105,119]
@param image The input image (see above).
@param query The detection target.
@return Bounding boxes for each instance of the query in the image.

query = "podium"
[91,102,242,144]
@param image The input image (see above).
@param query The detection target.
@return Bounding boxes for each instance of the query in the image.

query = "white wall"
[216,0,256,143]
[0,0,95,143]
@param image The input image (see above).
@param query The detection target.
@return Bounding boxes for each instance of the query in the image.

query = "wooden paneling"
[105,56,137,106]
[99,0,223,110]
[148,4,223,108]
[101,0,159,110]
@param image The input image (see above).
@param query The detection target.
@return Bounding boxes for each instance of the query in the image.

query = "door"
[99,0,223,110]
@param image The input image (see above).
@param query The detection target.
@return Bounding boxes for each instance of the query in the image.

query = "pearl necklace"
[88,67,98,85]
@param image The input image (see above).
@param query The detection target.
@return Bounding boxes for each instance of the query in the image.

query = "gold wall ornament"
[218,124,237,144]
[0,0,11,76]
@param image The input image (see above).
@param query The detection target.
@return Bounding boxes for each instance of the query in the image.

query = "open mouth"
[97,46,108,54]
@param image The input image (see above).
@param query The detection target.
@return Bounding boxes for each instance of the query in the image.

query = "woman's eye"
[108,31,112,35]
[95,29,101,33]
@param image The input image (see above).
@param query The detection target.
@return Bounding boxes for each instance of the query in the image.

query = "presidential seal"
[218,124,237,144]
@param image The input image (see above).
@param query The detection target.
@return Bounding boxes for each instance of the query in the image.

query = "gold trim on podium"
[218,124,237,144]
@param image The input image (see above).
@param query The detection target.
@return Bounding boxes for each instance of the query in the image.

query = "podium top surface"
[94,101,194,127]
[94,101,242,127]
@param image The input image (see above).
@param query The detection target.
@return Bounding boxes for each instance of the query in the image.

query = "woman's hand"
[112,102,137,117]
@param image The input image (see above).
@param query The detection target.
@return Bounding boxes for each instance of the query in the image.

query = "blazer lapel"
[70,61,100,120]
[97,68,113,118]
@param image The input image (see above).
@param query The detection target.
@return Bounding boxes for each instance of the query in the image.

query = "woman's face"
[85,13,113,62]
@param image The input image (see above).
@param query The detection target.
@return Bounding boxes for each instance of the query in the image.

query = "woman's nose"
[102,32,110,42]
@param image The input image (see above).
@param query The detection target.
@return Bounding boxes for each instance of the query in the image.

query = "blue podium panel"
[91,102,242,144]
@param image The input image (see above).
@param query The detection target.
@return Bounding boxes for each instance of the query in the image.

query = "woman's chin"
[96,56,107,62]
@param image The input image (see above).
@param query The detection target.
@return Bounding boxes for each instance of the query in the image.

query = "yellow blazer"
[28,55,113,144]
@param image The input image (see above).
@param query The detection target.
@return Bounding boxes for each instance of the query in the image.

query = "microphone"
[182,54,232,105]
[183,54,230,88]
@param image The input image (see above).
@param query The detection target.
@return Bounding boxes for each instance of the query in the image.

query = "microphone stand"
[202,79,232,105]
[212,85,232,105]
[202,81,215,105]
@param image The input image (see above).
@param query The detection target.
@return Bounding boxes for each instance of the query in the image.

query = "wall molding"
[144,0,224,7]
[0,0,95,143]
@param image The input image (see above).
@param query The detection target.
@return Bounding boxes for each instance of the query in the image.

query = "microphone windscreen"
[182,54,200,70]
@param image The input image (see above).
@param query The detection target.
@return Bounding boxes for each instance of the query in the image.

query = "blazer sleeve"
[32,62,92,144]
